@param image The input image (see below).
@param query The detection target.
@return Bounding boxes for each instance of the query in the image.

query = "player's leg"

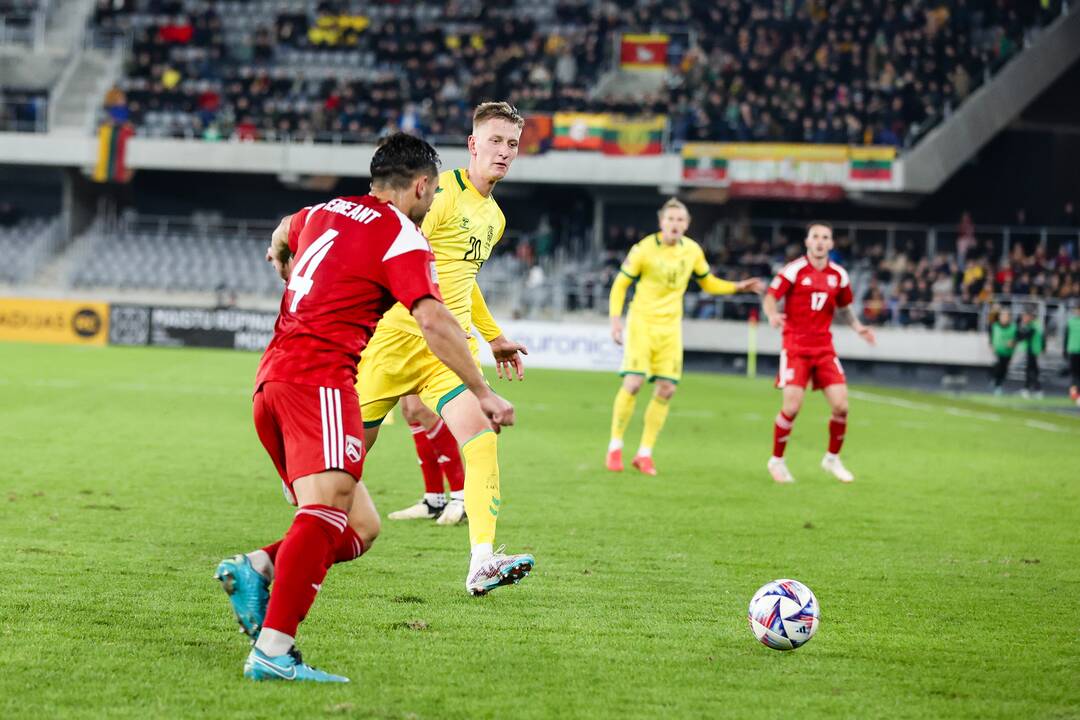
[769,352,806,483]
[246,469,354,683]
[1026,353,1041,396]
[401,394,468,525]
[387,394,448,520]
[440,389,534,596]
[633,325,681,475]
[1070,353,1080,405]
[608,372,644,470]
[609,315,649,470]
[991,354,1009,394]
[820,382,854,483]
[215,386,280,639]
[633,380,676,476]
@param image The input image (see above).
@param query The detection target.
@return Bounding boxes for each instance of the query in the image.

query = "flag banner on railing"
[92,122,135,183]
[552,113,611,151]
[601,115,666,155]
[849,146,896,182]
[619,34,669,71]
[682,148,728,181]
[681,143,898,199]
[519,113,553,155]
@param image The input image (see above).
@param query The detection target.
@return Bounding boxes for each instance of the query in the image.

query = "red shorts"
[253,381,364,503]
[776,349,845,390]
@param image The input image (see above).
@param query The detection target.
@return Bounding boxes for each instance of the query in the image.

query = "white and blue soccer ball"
[747,579,819,651]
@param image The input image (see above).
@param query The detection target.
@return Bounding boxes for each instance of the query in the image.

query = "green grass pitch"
[2,342,1079,719]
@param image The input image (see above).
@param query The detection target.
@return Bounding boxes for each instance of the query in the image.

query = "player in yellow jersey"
[356,102,534,596]
[606,198,764,475]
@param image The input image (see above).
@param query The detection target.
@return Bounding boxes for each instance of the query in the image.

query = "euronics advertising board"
[477,320,621,372]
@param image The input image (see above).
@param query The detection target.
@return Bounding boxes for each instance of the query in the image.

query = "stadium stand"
[89,0,1066,147]
[68,216,283,295]
[0,216,60,283]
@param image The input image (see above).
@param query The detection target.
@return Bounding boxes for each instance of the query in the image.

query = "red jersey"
[767,256,853,354]
[255,195,442,391]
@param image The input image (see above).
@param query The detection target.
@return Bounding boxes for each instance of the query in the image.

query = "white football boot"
[435,498,466,526]
[465,546,535,596]
[767,457,795,484]
[821,454,854,483]
[387,498,443,520]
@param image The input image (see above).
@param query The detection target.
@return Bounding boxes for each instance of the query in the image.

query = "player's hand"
[489,335,528,381]
[611,317,624,345]
[266,246,293,281]
[767,312,785,330]
[477,391,515,433]
[857,325,877,346]
[738,277,766,295]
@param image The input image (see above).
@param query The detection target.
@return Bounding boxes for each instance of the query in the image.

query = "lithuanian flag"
[849,146,895,181]
[601,116,665,155]
[552,113,610,151]
[92,122,135,183]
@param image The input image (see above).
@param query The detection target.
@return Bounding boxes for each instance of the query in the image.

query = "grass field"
[2,342,1079,719]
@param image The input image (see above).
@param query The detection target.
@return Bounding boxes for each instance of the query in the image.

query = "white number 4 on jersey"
[287,229,338,312]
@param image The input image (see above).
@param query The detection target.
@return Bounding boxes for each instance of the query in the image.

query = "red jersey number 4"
[288,229,339,312]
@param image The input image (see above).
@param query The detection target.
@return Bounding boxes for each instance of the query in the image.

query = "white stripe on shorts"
[320,387,331,469]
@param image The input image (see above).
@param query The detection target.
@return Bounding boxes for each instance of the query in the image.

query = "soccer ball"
[747,579,819,651]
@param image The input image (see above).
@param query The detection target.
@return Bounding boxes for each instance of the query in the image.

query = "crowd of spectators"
[89,0,1067,147]
[645,0,1065,147]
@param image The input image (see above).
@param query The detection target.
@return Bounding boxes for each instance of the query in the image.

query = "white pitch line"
[850,389,1077,434]
[1024,419,1070,433]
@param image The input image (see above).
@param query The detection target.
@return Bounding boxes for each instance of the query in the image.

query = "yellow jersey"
[611,233,724,322]
[380,168,506,337]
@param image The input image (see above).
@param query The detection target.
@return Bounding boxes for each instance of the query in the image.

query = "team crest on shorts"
[345,435,363,464]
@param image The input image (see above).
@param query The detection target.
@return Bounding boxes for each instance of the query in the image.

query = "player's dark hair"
[370,133,440,190]
[806,221,833,235]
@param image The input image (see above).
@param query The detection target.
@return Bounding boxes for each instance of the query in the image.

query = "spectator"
[1016,308,1044,398]
[988,308,1017,395]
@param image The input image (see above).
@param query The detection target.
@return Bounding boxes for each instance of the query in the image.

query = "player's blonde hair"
[658,197,690,220]
[473,101,525,131]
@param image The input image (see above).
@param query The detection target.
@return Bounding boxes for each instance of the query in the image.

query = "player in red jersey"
[215,134,515,683]
[762,222,875,484]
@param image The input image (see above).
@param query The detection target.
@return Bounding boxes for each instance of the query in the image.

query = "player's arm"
[609,247,642,345]
[472,282,528,381]
[693,250,764,296]
[267,212,305,281]
[412,298,514,431]
[763,276,788,330]
[697,274,765,295]
[836,302,876,345]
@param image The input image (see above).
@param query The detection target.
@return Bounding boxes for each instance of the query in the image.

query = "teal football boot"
[243,647,349,683]
[214,554,269,640]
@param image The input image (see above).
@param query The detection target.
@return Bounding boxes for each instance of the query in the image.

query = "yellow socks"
[610,387,637,445]
[461,430,500,547]
[639,395,670,454]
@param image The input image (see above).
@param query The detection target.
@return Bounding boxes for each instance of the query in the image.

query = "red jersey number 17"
[810,292,827,311]
[288,229,339,312]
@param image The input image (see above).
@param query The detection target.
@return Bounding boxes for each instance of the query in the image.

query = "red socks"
[261,525,364,567]
[772,411,796,458]
[262,505,346,638]
[427,419,464,493]
[828,414,847,454]
[410,423,444,495]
